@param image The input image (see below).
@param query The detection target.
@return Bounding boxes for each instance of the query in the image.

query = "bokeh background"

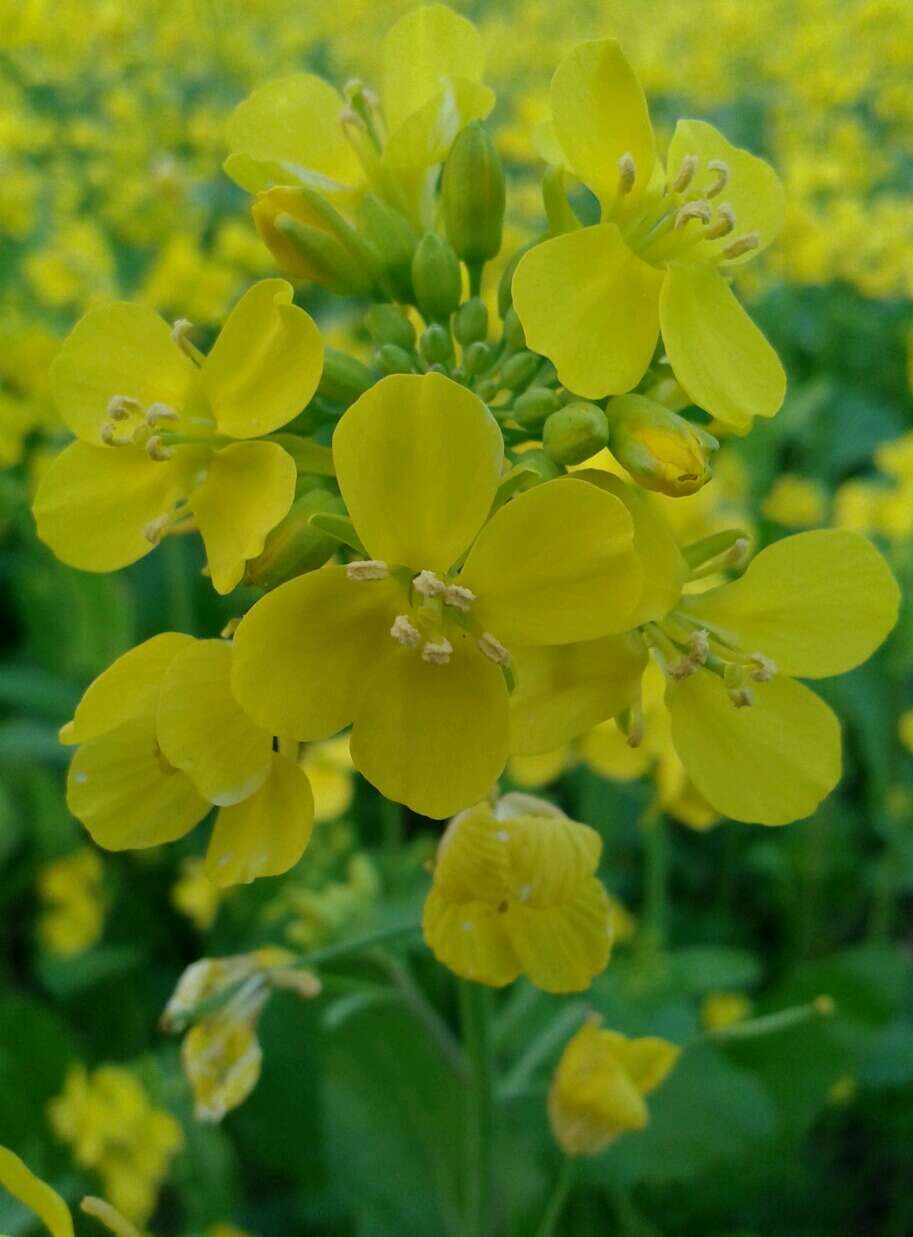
[1,1,912,1234]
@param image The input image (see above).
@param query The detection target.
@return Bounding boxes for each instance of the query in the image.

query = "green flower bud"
[246,490,345,590]
[376,343,416,375]
[543,401,610,465]
[464,340,493,377]
[317,349,375,404]
[498,239,538,317]
[364,304,416,351]
[510,448,564,481]
[441,121,505,266]
[502,306,526,350]
[419,323,454,366]
[412,233,462,323]
[513,386,563,429]
[475,377,499,402]
[358,194,418,303]
[607,394,718,497]
[453,297,489,346]
[500,349,540,392]
[253,186,377,296]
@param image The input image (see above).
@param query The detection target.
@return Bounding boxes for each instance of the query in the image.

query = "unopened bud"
[441,121,506,265]
[498,239,537,317]
[453,297,489,346]
[543,401,610,465]
[607,394,718,497]
[376,343,416,375]
[358,194,418,302]
[500,349,540,392]
[464,340,493,376]
[364,303,416,351]
[509,448,564,481]
[412,232,462,323]
[317,348,375,404]
[502,306,526,349]
[420,323,454,366]
[513,386,563,429]
[246,490,345,589]
[252,186,377,295]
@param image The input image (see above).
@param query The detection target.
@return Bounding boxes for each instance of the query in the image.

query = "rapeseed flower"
[37,848,106,956]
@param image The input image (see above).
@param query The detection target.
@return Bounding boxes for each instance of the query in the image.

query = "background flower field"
[1,1,912,1234]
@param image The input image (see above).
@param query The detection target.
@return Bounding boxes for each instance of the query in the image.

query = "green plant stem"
[162,533,193,632]
[639,801,667,955]
[459,980,496,1237]
[690,995,834,1048]
[372,950,466,1078]
[533,1158,575,1237]
[499,1002,587,1100]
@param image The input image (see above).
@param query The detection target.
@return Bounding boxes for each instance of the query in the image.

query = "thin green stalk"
[373,950,466,1078]
[499,1003,587,1100]
[162,533,193,632]
[459,980,496,1237]
[533,1158,575,1237]
[639,801,667,956]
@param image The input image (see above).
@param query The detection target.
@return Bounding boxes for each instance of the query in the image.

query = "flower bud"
[252,186,377,295]
[364,303,416,351]
[502,305,526,349]
[513,386,563,429]
[412,232,462,322]
[441,121,506,266]
[317,348,375,404]
[463,340,493,376]
[376,343,416,375]
[498,239,537,317]
[358,194,418,303]
[420,323,454,366]
[509,448,564,482]
[500,350,540,392]
[246,489,345,590]
[607,394,718,497]
[543,401,609,465]
[453,297,488,346]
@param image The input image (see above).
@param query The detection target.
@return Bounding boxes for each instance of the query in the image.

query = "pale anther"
[413,569,444,598]
[346,559,389,581]
[749,652,777,682]
[704,203,736,240]
[722,231,760,260]
[421,638,453,665]
[726,537,752,567]
[170,318,194,345]
[442,583,476,611]
[390,614,421,648]
[617,152,636,195]
[100,423,131,446]
[667,657,699,680]
[106,394,141,420]
[688,629,710,665]
[145,401,180,427]
[706,159,730,197]
[675,199,713,229]
[729,686,754,708]
[477,632,511,666]
[145,435,174,462]
[143,514,170,544]
[671,154,698,193]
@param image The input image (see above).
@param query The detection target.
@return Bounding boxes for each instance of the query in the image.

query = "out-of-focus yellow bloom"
[300,735,356,822]
[607,894,637,945]
[277,853,380,952]
[700,990,753,1031]
[48,1064,183,1225]
[423,793,612,993]
[33,279,323,593]
[761,474,827,528]
[170,857,222,932]
[37,848,106,957]
[826,1074,858,1107]
[0,1146,74,1237]
[548,1017,680,1157]
[899,710,913,756]
[232,372,642,818]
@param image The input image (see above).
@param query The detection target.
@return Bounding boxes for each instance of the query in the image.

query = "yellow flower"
[231,372,643,818]
[300,735,356,822]
[423,793,612,993]
[37,848,106,956]
[171,857,222,932]
[62,634,315,885]
[33,279,323,593]
[548,1018,680,1157]
[761,473,827,528]
[513,39,786,429]
[700,990,752,1031]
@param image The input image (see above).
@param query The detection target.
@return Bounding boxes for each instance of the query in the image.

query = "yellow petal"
[382,4,486,135]
[422,887,520,987]
[384,76,495,175]
[667,119,785,263]
[512,225,663,399]
[205,753,314,886]
[232,565,395,740]
[33,441,187,572]
[601,1029,682,1094]
[0,1147,73,1237]
[190,440,297,594]
[660,265,786,429]
[580,718,652,780]
[182,1014,263,1122]
[509,635,647,756]
[508,748,570,788]
[61,633,194,745]
[504,878,612,994]
[49,302,196,444]
[350,638,509,819]
[505,812,601,906]
[666,671,841,825]
[201,279,323,438]
[157,640,272,806]
[433,802,511,904]
[549,39,656,213]
[333,372,502,571]
[683,530,900,678]
[226,74,362,196]
[462,478,641,647]
[68,717,209,849]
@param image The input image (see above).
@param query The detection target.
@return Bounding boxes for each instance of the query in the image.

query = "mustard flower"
[37,848,106,956]
[33,279,323,593]
[231,372,643,818]
[63,634,314,884]
[513,39,786,428]
[423,793,612,993]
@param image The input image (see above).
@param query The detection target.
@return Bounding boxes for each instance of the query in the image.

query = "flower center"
[98,392,218,461]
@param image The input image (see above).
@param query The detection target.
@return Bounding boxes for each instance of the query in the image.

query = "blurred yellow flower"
[700,990,753,1031]
[37,848,106,957]
[170,857,222,932]
[761,474,827,528]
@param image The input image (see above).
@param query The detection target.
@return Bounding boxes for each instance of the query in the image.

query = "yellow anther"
[346,560,389,581]
[706,159,730,198]
[442,583,476,612]
[390,614,421,648]
[704,203,736,240]
[145,401,180,427]
[421,638,453,665]
[106,394,141,421]
[477,632,511,666]
[722,231,760,260]
[675,199,713,229]
[413,569,444,598]
[671,154,698,193]
[145,435,174,462]
[617,152,637,195]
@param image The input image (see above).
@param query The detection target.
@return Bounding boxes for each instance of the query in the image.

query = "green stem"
[499,1003,587,1100]
[373,950,466,1078]
[691,995,834,1048]
[533,1158,575,1237]
[459,980,496,1237]
[162,533,193,632]
[639,801,667,955]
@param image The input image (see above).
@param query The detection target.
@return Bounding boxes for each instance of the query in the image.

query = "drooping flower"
[34,279,323,593]
[231,371,643,818]
[62,634,314,884]
[423,793,612,993]
[513,39,786,429]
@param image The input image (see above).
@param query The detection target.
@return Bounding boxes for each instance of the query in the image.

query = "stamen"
[675,199,713,229]
[171,318,206,366]
[145,401,180,427]
[688,629,710,665]
[625,700,645,749]
[722,231,760,260]
[413,569,444,598]
[390,614,421,648]
[671,153,698,193]
[477,632,511,666]
[145,435,174,462]
[749,652,777,682]
[729,686,754,708]
[667,657,699,680]
[100,423,132,446]
[706,159,730,198]
[346,560,389,581]
[106,394,141,421]
[704,203,736,239]
[617,152,636,195]
[726,537,752,567]
[421,638,453,665]
[442,583,476,611]
[143,514,171,544]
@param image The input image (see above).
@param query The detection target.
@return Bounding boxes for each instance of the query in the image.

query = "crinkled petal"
[505,813,602,907]
[182,1015,263,1122]
[333,372,502,571]
[33,441,189,573]
[201,279,323,438]
[504,878,612,994]
[68,717,209,849]
[666,671,841,826]
[549,39,656,213]
[49,302,196,444]
[61,632,194,745]
[382,4,487,134]
[423,888,520,987]
[157,639,272,806]
[206,753,315,886]
[434,802,511,904]
[683,530,900,678]
[462,478,641,647]
[350,637,509,819]
[0,1148,73,1237]
[231,565,395,740]
[190,440,297,594]
[512,225,662,400]
[660,265,786,429]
